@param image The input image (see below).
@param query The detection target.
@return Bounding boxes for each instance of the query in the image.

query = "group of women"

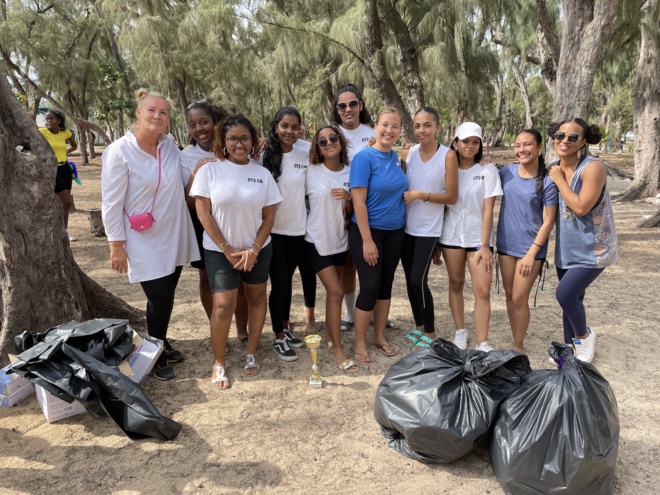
[97,85,617,388]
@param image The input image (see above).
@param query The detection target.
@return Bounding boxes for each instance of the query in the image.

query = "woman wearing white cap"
[438,122,502,352]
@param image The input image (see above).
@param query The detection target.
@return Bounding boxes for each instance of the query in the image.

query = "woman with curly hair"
[262,107,317,362]
[548,118,617,363]
[305,125,357,372]
[190,114,281,388]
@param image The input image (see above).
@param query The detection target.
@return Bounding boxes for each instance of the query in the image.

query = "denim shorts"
[205,242,273,293]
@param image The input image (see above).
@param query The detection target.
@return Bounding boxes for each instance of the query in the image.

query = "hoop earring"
[223,147,228,157]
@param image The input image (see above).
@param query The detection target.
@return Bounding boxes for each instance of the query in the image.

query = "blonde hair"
[376,107,402,124]
[132,88,173,132]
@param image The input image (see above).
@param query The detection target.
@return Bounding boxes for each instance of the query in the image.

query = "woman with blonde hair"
[102,89,199,381]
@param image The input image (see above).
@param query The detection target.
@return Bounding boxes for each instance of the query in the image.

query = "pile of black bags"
[9,318,181,441]
[374,339,619,495]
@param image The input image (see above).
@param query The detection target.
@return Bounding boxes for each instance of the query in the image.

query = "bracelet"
[251,242,262,253]
[533,242,543,248]
[476,243,489,249]
[347,192,352,202]
[249,247,259,257]
[423,192,431,202]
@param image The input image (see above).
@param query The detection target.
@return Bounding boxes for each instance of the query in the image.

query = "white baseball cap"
[454,122,483,141]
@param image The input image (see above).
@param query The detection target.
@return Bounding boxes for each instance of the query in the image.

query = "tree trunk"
[493,75,506,147]
[77,123,89,164]
[639,208,660,228]
[176,75,188,121]
[88,129,96,159]
[0,69,143,362]
[512,62,533,128]
[618,0,660,202]
[535,0,560,96]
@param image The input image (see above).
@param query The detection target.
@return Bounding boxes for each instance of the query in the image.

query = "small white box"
[118,334,164,385]
[35,385,87,423]
[0,364,35,407]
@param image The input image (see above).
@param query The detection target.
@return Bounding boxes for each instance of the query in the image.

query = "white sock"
[343,292,356,322]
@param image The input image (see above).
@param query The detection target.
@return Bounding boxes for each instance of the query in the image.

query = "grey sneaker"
[453,329,468,350]
[283,329,304,349]
[573,327,596,363]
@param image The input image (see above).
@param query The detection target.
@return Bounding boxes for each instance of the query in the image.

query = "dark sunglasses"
[554,132,581,143]
[336,100,359,111]
[318,134,340,147]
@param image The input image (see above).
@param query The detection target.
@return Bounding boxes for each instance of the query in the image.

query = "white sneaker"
[453,329,468,350]
[573,327,596,363]
[67,232,77,242]
[475,342,493,353]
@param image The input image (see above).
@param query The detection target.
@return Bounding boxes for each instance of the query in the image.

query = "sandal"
[403,329,425,349]
[412,335,434,351]
[354,352,371,364]
[244,354,261,377]
[239,337,248,349]
[225,345,231,357]
[374,343,398,357]
[327,341,334,351]
[212,365,230,388]
[337,359,358,373]
[340,320,354,332]
[386,320,398,329]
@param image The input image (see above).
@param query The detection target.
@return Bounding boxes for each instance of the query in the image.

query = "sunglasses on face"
[318,134,340,147]
[336,100,359,111]
[554,132,581,143]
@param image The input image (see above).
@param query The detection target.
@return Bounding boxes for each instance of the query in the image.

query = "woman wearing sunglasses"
[305,126,358,372]
[349,107,407,364]
[547,118,617,363]
[497,129,557,352]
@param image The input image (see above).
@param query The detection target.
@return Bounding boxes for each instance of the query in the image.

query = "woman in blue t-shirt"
[348,107,407,363]
[496,129,558,352]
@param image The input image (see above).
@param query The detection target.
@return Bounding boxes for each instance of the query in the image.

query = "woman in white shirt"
[305,126,357,372]
[400,107,458,351]
[102,89,199,381]
[438,122,502,352]
[190,114,281,389]
[262,107,317,362]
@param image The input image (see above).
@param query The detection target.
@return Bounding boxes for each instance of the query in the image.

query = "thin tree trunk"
[176,75,188,120]
[493,75,506,147]
[512,62,533,128]
[619,0,660,202]
[77,123,89,164]
[88,129,96,159]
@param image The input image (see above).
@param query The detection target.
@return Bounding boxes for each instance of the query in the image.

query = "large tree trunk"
[618,0,660,202]
[639,208,660,228]
[0,69,143,362]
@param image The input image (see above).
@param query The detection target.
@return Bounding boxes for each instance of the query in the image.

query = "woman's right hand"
[518,252,536,277]
[363,239,379,266]
[110,244,128,274]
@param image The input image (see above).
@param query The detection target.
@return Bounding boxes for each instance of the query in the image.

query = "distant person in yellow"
[39,110,78,240]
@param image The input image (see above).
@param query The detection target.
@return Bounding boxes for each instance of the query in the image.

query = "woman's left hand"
[331,188,350,201]
[548,164,565,184]
[231,249,257,271]
[403,191,420,204]
[475,246,493,272]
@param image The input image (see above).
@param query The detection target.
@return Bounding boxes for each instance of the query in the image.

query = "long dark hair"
[517,129,547,197]
[263,106,301,182]
[331,84,373,128]
[187,100,228,146]
[309,125,349,165]
[48,110,66,131]
[213,114,261,161]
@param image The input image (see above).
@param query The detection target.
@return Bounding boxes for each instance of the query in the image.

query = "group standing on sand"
[41,83,617,388]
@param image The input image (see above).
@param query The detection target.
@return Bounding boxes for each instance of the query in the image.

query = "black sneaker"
[283,329,304,349]
[164,339,184,364]
[152,358,176,381]
[273,338,298,362]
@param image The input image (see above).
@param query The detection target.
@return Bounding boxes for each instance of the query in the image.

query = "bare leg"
[198,269,213,320]
[353,307,372,363]
[372,299,395,354]
[318,266,356,369]
[442,248,468,332]
[210,290,237,388]
[467,252,493,346]
[56,189,72,229]
[242,281,267,374]
[235,281,248,342]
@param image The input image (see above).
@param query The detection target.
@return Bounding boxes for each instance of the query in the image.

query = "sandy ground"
[1,150,659,495]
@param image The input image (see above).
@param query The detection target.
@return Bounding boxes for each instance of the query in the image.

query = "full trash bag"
[489,343,619,495]
[374,338,532,464]
[10,318,182,441]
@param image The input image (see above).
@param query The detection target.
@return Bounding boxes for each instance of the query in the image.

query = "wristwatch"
[219,242,229,252]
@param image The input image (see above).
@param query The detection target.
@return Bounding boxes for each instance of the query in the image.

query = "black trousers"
[348,223,405,312]
[401,234,438,333]
[139,266,183,342]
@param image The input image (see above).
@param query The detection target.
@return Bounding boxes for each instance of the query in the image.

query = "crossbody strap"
[124,149,162,218]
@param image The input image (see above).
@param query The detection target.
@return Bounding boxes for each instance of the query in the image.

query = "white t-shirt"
[101,132,200,283]
[190,159,282,251]
[266,147,309,236]
[340,124,375,164]
[305,164,351,256]
[294,139,312,152]
[440,163,502,248]
[405,144,450,237]
[180,144,215,180]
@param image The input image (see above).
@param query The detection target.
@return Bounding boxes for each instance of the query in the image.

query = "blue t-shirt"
[349,146,407,230]
[496,164,558,259]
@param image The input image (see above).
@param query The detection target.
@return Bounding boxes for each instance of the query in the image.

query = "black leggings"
[401,234,438,333]
[139,266,183,342]
[348,223,405,312]
[268,234,317,333]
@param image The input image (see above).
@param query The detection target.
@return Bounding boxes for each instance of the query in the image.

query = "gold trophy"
[304,334,323,389]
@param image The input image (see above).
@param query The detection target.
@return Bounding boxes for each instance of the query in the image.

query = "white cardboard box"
[35,385,87,423]
[0,363,35,407]
[118,334,164,385]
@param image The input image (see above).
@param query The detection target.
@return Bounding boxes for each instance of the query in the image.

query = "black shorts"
[439,243,494,253]
[189,210,206,270]
[54,163,73,193]
[205,242,273,293]
[497,250,546,262]
[305,241,347,273]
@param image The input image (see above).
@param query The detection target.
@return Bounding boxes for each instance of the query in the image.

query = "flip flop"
[375,343,397,357]
[354,352,371,364]
[225,345,231,357]
[337,359,359,373]
[403,329,425,349]
[412,335,434,351]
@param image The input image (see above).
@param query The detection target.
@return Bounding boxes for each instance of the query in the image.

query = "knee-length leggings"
[348,223,405,312]
[268,234,317,334]
[556,266,604,344]
[401,234,438,333]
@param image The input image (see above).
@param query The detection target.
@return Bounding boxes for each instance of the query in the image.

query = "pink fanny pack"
[125,150,161,232]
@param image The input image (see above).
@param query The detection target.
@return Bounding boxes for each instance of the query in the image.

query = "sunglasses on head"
[336,100,359,111]
[318,134,340,147]
[554,132,581,143]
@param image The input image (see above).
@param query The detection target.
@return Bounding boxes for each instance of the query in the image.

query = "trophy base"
[308,378,323,389]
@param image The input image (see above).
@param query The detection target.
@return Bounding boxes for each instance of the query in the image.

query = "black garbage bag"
[374,338,532,464]
[489,343,619,495]
[10,319,182,441]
